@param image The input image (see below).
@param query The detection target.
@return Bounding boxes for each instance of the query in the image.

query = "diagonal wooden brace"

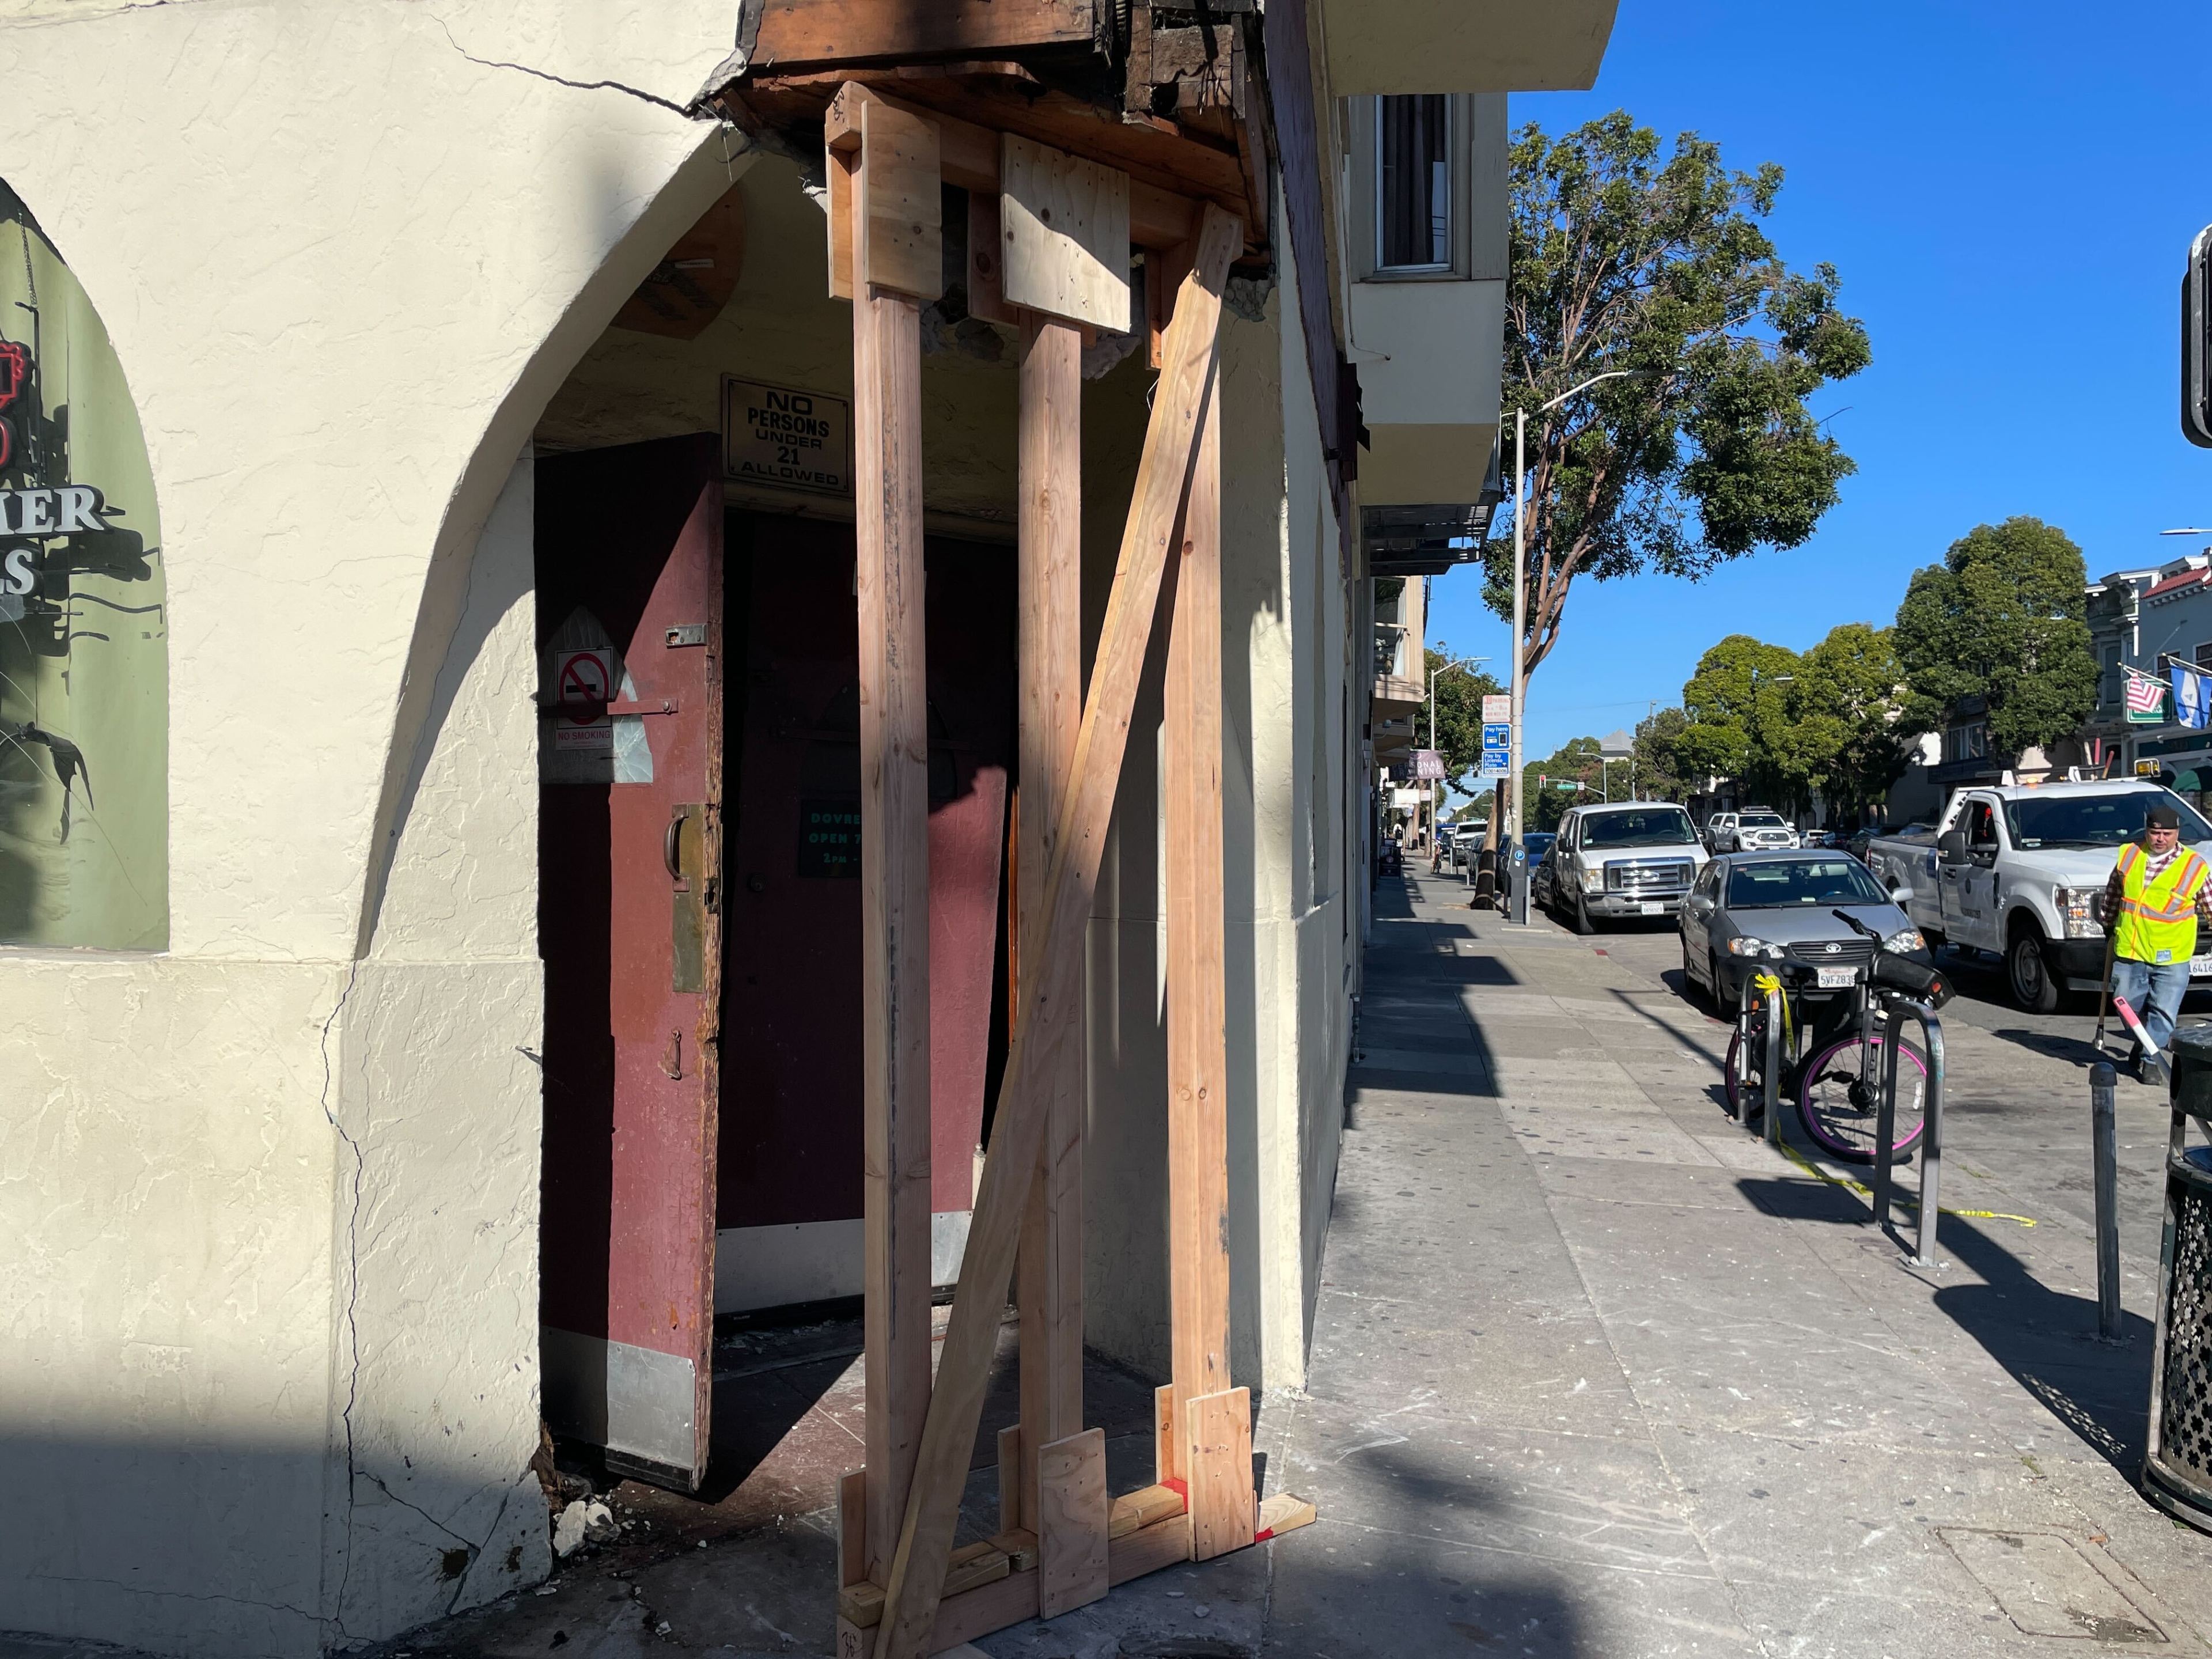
[870,201,1245,1659]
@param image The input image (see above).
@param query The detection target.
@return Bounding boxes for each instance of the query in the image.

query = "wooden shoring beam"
[1014,312,1086,1538]
[870,201,1247,1659]
[847,90,941,1584]
[823,78,1198,251]
[1161,356,1250,1560]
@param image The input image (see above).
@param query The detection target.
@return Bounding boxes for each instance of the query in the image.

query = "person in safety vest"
[2101,801,2212,1084]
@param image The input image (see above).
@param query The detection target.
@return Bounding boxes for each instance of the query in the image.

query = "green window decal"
[0,179,166,948]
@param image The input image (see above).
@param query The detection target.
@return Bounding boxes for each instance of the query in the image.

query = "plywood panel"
[1035,1427,1108,1618]
[1185,1387,1255,1560]
[1002,134,1131,332]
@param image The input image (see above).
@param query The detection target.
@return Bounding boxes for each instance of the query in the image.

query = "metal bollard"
[1873,999,1945,1267]
[2092,1061,2122,1343]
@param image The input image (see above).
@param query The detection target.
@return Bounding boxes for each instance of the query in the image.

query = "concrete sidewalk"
[1256,869,2212,1656]
[50,865,2206,1659]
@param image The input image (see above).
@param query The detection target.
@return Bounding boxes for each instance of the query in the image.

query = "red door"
[537,434,723,1491]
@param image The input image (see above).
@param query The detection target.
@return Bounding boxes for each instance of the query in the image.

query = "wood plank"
[1258,0,1347,502]
[1014,312,1085,1536]
[811,75,1196,251]
[1001,134,1132,332]
[751,0,1099,71]
[995,1424,1022,1535]
[837,1615,868,1659]
[927,1560,1042,1652]
[851,118,936,1583]
[967,191,1016,325]
[861,97,944,300]
[986,1528,1040,1573]
[1185,1387,1255,1561]
[1107,1482,1185,1540]
[1107,1512,1193,1587]
[827,134,856,300]
[870,203,1245,1659]
[1035,1427,1109,1618]
[1164,304,1230,1435]
[839,1468,868,1588]
[839,1543,1007,1628]
[1153,1383,1180,1486]
[1255,1492,1318,1539]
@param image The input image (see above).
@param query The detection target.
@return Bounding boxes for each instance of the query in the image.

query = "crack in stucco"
[26,1570,322,1624]
[318,957,367,1636]
[426,15,702,117]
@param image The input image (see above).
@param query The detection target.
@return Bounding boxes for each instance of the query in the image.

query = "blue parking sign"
[1479,722,1511,779]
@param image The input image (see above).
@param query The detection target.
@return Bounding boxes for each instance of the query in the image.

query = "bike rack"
[1870,998,1945,1267]
[1759,980,1784,1147]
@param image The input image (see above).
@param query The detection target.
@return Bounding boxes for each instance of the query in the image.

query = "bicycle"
[1722,911,1952,1163]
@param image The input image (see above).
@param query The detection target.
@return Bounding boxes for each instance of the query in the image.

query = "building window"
[0,178,167,948]
[1376,95,1450,271]
[1942,722,1988,764]
[2100,643,2123,708]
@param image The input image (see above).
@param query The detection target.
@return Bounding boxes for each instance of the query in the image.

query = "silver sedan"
[1679,849,1928,1016]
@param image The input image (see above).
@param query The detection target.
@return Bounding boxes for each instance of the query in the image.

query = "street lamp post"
[1508,370,1655,850]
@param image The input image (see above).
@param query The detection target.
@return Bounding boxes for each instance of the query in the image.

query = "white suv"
[1722,809,1798,851]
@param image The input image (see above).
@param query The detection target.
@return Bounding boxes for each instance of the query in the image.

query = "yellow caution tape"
[1775,1138,2036,1228]
[1749,969,1793,1055]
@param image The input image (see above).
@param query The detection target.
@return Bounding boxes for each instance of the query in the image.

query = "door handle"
[665,809,688,883]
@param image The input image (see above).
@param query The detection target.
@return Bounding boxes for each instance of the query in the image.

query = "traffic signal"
[2186,225,2212,449]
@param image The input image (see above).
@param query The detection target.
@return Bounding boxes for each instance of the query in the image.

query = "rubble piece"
[551,1498,616,1558]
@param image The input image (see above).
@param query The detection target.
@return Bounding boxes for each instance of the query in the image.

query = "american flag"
[2127,671,2168,719]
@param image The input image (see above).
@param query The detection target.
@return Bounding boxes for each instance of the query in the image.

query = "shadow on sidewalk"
[1930,1212,2154,1471]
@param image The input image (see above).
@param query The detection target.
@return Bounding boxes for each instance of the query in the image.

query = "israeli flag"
[2172,663,2210,730]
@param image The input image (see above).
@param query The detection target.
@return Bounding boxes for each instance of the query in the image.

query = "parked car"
[1680,849,1929,1017]
[1714,808,1798,852]
[1545,802,1709,933]
[1866,780,2212,1013]
[1702,811,1738,853]
[1846,822,1927,863]
[1449,820,1488,869]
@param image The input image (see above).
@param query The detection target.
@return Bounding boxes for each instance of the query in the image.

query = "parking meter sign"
[1479,722,1511,780]
[1482,694,1512,722]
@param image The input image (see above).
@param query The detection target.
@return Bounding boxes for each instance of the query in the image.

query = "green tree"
[1522,736,1605,831]
[1892,517,2099,759]
[1485,113,1872,782]
[1794,622,1916,823]
[1422,644,1504,795]
[1677,634,1804,805]
[1630,705,1695,801]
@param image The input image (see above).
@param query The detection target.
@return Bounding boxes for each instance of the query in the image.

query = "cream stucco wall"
[0,2,751,1652]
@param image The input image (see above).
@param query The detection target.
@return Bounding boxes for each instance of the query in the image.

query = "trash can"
[2143,1027,2212,1532]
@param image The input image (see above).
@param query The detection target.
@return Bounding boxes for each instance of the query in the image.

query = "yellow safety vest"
[2115,841,2211,965]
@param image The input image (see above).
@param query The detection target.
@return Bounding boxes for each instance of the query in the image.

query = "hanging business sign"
[721,376,851,497]
[1411,748,1445,781]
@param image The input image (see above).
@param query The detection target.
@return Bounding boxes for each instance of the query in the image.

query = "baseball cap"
[2148,802,2183,830]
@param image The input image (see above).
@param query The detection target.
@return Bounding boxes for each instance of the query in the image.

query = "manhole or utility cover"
[1938,1529,2167,1642]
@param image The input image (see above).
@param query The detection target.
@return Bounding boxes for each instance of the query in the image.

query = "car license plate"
[1638,902,1664,916]
[1816,966,1857,989]
[2195,955,2212,978]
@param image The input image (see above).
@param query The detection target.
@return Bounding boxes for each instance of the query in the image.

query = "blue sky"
[1427,1,2212,775]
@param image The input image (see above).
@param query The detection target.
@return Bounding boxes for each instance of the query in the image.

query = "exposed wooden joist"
[1014,312,1086,1537]
[869,202,1246,1659]
[849,92,938,1586]
[752,0,1103,72]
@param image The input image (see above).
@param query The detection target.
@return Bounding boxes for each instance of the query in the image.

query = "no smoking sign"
[551,647,616,753]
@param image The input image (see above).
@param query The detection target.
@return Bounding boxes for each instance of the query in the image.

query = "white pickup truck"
[1864,780,2212,1013]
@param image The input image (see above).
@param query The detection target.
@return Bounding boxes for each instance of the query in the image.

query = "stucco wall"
[0,2,748,1652]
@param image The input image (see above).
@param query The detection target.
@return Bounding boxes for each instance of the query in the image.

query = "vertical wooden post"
[1163,363,1251,1556]
[844,91,943,1583]
[1015,313,1086,1534]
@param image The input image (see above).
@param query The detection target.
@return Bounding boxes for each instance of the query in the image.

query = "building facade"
[0,2,1615,1653]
